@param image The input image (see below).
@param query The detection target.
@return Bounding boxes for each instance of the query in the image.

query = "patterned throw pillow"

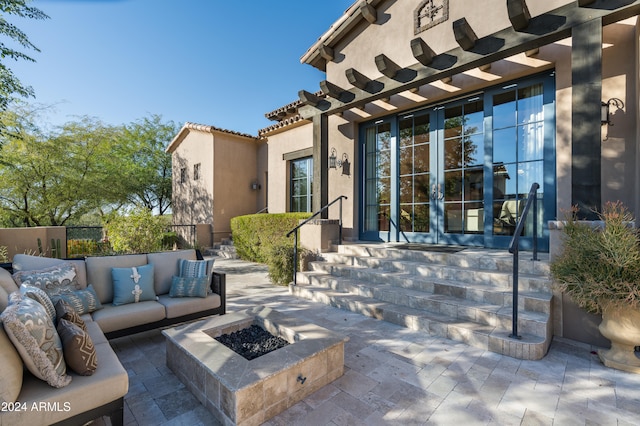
[111,264,156,306]
[178,258,214,278]
[54,299,87,332]
[13,263,80,297]
[50,285,102,315]
[0,293,71,388]
[20,284,56,324]
[169,276,209,298]
[56,318,97,376]
[178,258,214,293]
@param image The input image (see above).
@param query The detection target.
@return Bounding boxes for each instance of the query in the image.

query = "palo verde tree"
[0,105,128,226]
[0,104,177,227]
[119,114,177,215]
[0,0,48,138]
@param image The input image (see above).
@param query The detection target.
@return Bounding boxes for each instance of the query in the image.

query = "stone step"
[299,271,552,315]
[208,242,239,259]
[307,260,551,294]
[289,283,550,360]
[291,243,553,360]
[335,244,550,276]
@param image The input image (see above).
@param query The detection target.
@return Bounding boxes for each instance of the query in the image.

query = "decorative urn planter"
[597,304,640,374]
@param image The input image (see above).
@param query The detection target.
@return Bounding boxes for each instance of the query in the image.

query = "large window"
[492,83,544,237]
[290,157,313,212]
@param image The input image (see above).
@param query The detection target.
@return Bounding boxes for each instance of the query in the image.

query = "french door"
[360,72,555,249]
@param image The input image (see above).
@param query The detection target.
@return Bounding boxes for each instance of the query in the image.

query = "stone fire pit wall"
[163,306,348,426]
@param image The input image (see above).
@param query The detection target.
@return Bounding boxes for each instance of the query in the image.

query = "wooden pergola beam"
[411,38,435,66]
[360,3,377,24]
[319,80,355,103]
[453,18,478,51]
[507,0,531,31]
[298,0,640,118]
[375,54,402,78]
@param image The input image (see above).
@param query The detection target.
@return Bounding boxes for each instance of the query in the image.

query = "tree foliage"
[0,103,175,227]
[119,114,177,215]
[0,0,48,126]
[104,208,169,254]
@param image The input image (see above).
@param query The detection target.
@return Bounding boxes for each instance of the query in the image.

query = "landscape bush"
[104,209,168,254]
[230,212,311,265]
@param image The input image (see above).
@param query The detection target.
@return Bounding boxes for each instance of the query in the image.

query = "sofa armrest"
[0,265,18,295]
[212,271,226,315]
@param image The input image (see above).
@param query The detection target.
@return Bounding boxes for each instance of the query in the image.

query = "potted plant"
[551,201,640,373]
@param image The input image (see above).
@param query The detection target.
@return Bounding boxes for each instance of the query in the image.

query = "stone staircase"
[206,238,239,259]
[290,243,554,360]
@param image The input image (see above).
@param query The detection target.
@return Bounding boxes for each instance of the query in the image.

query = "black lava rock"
[215,325,290,360]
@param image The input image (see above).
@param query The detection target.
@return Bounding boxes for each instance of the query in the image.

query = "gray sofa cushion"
[157,293,221,319]
[85,255,147,304]
[91,301,166,334]
[1,339,128,426]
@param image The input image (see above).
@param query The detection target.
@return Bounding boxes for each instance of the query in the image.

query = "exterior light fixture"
[329,147,350,176]
[601,98,624,126]
[329,148,338,169]
[251,181,261,190]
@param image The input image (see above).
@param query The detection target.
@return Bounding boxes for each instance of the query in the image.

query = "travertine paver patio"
[100,257,640,425]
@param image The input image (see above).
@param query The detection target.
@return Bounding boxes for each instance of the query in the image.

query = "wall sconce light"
[601,98,624,126]
[328,147,350,176]
[251,181,261,190]
[329,148,338,169]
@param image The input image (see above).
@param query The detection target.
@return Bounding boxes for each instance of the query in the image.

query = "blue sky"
[9,0,354,135]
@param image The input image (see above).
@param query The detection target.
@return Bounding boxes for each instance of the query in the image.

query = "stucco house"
[166,122,267,246]
[169,0,640,352]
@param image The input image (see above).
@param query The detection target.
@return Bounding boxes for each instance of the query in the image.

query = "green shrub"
[67,239,99,258]
[267,243,296,285]
[230,212,311,264]
[104,209,166,254]
[161,231,179,249]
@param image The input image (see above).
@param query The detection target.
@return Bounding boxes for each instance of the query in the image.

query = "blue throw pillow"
[169,276,209,298]
[178,258,214,278]
[49,285,103,315]
[178,258,214,294]
[111,264,156,306]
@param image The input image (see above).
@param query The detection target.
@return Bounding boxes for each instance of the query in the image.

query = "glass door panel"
[438,98,485,243]
[363,121,393,239]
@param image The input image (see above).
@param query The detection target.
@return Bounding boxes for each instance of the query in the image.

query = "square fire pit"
[163,306,348,425]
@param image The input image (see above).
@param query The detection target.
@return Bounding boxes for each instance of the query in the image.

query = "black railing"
[286,195,347,285]
[507,182,540,339]
[170,224,197,248]
[382,211,410,243]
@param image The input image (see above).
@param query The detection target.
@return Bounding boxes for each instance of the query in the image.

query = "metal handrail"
[286,195,348,285]
[382,211,410,243]
[255,206,268,214]
[507,182,540,339]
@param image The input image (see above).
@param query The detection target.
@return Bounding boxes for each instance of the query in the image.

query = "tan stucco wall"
[171,129,263,244]
[327,114,356,238]
[265,122,313,213]
[0,227,67,261]
[326,0,572,88]
[212,134,262,241]
[600,19,638,211]
[171,131,214,226]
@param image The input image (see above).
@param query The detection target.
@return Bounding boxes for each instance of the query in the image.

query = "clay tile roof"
[166,122,259,153]
[258,114,308,138]
[182,122,258,140]
[264,91,325,121]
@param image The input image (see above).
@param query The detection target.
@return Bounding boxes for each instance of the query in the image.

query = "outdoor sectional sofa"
[0,249,226,426]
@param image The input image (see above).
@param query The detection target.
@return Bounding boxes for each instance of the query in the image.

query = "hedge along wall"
[230,213,312,263]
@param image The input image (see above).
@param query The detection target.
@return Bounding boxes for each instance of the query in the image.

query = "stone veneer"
[163,306,348,426]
